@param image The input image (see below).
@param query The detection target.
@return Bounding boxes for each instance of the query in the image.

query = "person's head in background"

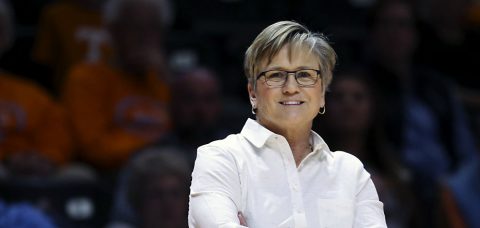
[0,0,13,57]
[367,0,417,71]
[171,67,223,146]
[319,67,378,162]
[104,0,173,78]
[127,147,190,228]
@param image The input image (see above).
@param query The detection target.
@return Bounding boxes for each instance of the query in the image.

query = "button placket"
[275,134,308,226]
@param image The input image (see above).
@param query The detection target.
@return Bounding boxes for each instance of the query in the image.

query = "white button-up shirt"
[189,119,386,228]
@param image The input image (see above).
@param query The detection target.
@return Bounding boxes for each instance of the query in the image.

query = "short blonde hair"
[244,21,336,90]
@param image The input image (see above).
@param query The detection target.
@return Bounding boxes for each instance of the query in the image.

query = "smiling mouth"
[279,101,304,105]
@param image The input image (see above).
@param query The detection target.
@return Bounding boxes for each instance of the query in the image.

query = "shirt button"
[292,184,299,191]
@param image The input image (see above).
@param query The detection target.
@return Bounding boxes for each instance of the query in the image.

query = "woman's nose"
[282,73,300,94]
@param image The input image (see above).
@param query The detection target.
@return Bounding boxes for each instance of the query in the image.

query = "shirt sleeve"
[354,168,387,228]
[189,145,247,228]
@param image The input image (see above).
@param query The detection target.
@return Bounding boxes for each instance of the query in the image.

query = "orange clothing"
[0,73,72,166]
[63,63,171,170]
[33,0,112,91]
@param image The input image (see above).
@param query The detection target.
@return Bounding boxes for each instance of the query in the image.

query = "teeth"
[282,101,301,105]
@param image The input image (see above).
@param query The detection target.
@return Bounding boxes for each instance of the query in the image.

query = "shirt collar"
[240,118,334,159]
[311,130,334,160]
[240,118,274,148]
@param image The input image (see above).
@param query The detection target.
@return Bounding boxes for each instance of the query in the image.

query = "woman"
[189,21,386,227]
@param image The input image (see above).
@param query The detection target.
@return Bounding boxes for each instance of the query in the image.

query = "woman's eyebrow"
[262,65,318,71]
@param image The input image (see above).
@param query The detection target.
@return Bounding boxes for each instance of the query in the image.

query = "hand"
[238,212,247,226]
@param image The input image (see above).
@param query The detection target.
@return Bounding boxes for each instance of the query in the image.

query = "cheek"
[257,96,272,112]
[255,88,273,106]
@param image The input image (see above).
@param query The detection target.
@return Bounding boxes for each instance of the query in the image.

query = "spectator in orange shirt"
[32,0,113,95]
[0,74,74,177]
[62,0,173,171]
[0,0,72,178]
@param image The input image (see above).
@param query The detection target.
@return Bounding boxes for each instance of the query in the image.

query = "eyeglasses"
[256,69,321,87]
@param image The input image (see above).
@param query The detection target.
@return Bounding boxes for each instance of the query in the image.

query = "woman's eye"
[268,72,284,79]
[297,71,312,78]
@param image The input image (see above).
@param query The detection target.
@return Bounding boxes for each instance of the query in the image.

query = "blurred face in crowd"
[371,1,417,64]
[140,175,188,228]
[109,0,164,75]
[248,45,325,131]
[325,76,373,134]
[172,69,222,133]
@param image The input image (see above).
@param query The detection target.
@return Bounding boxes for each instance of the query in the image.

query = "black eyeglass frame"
[255,69,322,87]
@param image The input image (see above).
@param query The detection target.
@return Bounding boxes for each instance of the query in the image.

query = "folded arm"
[189,145,247,227]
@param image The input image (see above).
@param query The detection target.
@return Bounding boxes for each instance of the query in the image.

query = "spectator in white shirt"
[188,21,387,228]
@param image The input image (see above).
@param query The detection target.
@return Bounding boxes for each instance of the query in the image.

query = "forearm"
[189,193,247,228]
[189,145,245,227]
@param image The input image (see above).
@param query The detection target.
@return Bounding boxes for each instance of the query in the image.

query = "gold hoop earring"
[319,106,326,114]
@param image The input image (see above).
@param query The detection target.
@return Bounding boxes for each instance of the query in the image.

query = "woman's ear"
[321,90,326,107]
[247,83,256,106]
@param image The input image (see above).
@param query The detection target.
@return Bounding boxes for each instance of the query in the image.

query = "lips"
[279,101,304,105]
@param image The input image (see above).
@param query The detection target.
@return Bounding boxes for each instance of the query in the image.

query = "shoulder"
[0,73,52,103]
[331,151,367,173]
[193,134,248,178]
[331,151,374,194]
[332,151,363,164]
[197,133,247,157]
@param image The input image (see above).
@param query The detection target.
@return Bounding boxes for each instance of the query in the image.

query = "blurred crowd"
[0,0,479,227]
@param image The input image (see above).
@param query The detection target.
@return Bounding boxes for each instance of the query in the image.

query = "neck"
[261,119,313,167]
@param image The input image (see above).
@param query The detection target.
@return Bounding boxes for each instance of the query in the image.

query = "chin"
[279,115,312,126]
